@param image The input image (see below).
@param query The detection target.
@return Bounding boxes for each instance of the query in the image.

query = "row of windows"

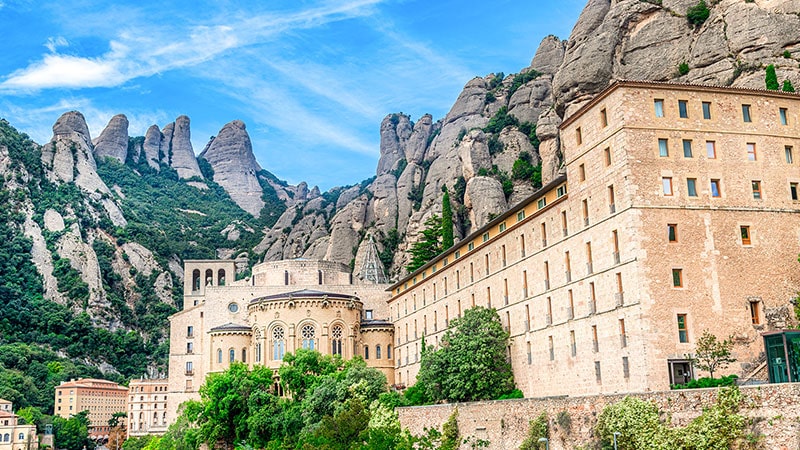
[1,433,27,442]
[654,98,790,125]
[661,176,799,200]
[657,138,795,163]
[130,386,167,393]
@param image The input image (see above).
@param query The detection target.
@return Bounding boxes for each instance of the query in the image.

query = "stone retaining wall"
[397,383,800,449]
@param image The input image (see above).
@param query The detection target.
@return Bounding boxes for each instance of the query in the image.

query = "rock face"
[143,125,164,170]
[93,114,129,163]
[199,120,265,217]
[162,116,203,179]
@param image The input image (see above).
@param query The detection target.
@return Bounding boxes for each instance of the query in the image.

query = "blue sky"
[0,0,585,190]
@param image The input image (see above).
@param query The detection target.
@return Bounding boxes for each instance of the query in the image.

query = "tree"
[416,306,515,403]
[766,64,780,90]
[784,79,796,92]
[441,188,454,250]
[405,215,443,273]
[278,349,341,400]
[686,0,710,26]
[690,330,736,378]
[53,410,95,450]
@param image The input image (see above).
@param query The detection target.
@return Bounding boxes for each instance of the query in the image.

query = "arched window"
[364,345,370,359]
[318,270,323,285]
[272,327,285,360]
[331,325,343,355]
[217,349,222,363]
[301,324,316,350]
[229,348,235,362]
[376,345,381,359]
[18,433,24,441]
[205,269,213,286]
[284,270,289,285]
[192,269,201,291]
[162,412,167,425]
[241,348,247,362]
[387,344,392,359]
[218,269,226,286]
[153,412,158,420]
[138,412,143,421]
[4,433,9,442]
[255,343,262,363]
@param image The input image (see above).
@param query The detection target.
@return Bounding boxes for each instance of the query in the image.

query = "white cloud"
[44,36,68,52]
[2,53,126,90]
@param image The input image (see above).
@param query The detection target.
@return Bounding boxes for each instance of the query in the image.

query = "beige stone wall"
[252,260,353,286]
[397,383,800,450]
[0,422,38,450]
[128,379,169,436]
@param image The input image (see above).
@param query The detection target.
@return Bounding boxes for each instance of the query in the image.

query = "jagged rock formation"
[93,114,129,163]
[143,125,164,170]
[198,121,265,217]
[161,115,203,179]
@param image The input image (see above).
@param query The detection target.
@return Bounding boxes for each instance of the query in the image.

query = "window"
[499,222,506,232]
[468,242,474,250]
[678,100,688,118]
[752,181,762,200]
[331,325,343,356]
[604,147,612,166]
[537,198,546,209]
[187,326,193,337]
[570,330,577,357]
[742,104,752,122]
[229,348,235,363]
[273,326,285,360]
[786,146,794,164]
[557,184,567,197]
[579,163,586,181]
[241,348,247,362]
[687,178,698,197]
[217,349,222,363]
[672,269,683,288]
[654,99,664,117]
[548,336,554,360]
[668,224,678,242]
[376,345,381,359]
[365,310,373,320]
[710,179,721,198]
[683,140,692,158]
[608,185,616,213]
[677,314,688,343]
[517,210,525,221]
[792,183,799,200]
[740,226,751,245]
[600,108,608,127]
[576,127,582,145]
[301,325,316,350]
[482,232,490,242]
[747,143,757,161]
[706,141,716,159]
[780,107,788,125]
[702,101,711,119]
[185,361,193,374]
[364,345,369,359]
[750,300,761,325]
[582,199,589,227]
[622,357,630,378]
[387,345,392,359]
[662,177,673,196]
[186,342,193,354]
[658,138,669,157]
[595,361,602,383]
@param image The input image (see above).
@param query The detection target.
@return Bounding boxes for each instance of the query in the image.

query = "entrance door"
[765,335,789,383]
[668,360,694,385]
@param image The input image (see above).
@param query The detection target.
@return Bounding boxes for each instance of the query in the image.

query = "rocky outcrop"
[143,125,164,170]
[376,114,413,175]
[93,114,129,163]
[162,116,203,179]
[199,120,265,217]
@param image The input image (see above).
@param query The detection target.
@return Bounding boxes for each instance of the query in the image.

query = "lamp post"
[613,431,621,450]
[538,437,549,450]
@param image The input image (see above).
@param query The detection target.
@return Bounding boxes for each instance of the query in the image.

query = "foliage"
[453,177,467,204]
[485,92,496,103]
[477,165,514,201]
[405,215,443,273]
[488,72,504,90]
[519,412,549,450]
[487,134,504,155]
[484,107,518,134]
[671,374,738,390]
[686,0,710,26]
[784,50,792,59]
[440,408,460,450]
[496,389,523,400]
[689,330,736,378]
[783,79,795,92]
[765,64,780,90]
[555,410,571,435]
[379,228,402,272]
[441,188,454,250]
[679,62,690,76]
[512,152,543,189]
[416,307,514,403]
[508,70,542,97]
[517,121,539,149]
[278,349,342,400]
[455,128,468,145]
[54,410,95,450]
[392,159,408,179]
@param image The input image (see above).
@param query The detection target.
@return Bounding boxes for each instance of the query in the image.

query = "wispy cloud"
[44,36,68,52]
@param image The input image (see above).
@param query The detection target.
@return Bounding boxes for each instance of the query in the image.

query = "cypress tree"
[441,187,454,250]
[765,65,780,90]
[783,79,795,92]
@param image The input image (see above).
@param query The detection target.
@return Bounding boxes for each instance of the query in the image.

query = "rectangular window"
[662,177,673,196]
[582,199,589,227]
[482,232,490,242]
[683,139,693,158]
[592,325,599,353]
[622,357,630,378]
[499,222,506,232]
[677,314,688,343]
[595,361,602,383]
[557,184,568,197]
[570,330,577,357]
[687,178,697,197]
[668,224,678,242]
[742,104,752,122]
[579,163,586,181]
[672,268,683,287]
[561,211,568,237]
[658,138,669,157]
[752,181,762,200]
[468,242,474,250]
[600,108,608,127]
[619,319,627,348]
[710,179,721,198]
[747,143,757,161]
[537,198,546,209]
[750,300,761,325]
[786,146,794,164]
[740,226,751,245]
[706,141,716,159]
[604,147,612,166]
[517,210,525,221]
[608,185,616,213]
[576,127,582,145]
[678,100,688,118]
[780,107,788,125]
[792,183,799,201]
[654,99,664,117]
[702,101,711,119]
[187,326,194,337]
[548,336,554,361]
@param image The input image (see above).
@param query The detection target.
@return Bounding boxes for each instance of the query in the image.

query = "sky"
[0,0,586,190]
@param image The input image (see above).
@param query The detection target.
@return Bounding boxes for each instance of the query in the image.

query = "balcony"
[563,228,568,237]
[544,279,550,291]
[609,203,616,214]
[588,299,597,315]
[615,292,625,308]
[184,370,194,376]
[613,251,620,265]
[620,334,628,348]
[584,217,590,227]
[567,306,574,320]
[545,314,552,326]
[586,262,593,275]
[565,271,572,283]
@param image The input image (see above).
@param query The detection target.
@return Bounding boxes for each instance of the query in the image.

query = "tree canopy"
[405,215,443,273]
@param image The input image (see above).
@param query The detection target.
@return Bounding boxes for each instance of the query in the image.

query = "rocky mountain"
[1,0,798,386]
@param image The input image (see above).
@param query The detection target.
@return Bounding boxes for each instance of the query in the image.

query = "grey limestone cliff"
[93,114,129,163]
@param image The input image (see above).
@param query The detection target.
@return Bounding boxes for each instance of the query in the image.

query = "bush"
[766,64,780,90]
[678,62,690,76]
[783,79,795,92]
[671,374,738,390]
[784,50,792,59]
[496,389,523,400]
[519,412,548,450]
[686,0,710,26]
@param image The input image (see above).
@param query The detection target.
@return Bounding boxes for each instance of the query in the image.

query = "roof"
[360,319,393,328]
[56,378,127,390]
[209,323,252,333]
[0,398,10,403]
[251,289,358,303]
[560,79,800,129]
[0,410,16,419]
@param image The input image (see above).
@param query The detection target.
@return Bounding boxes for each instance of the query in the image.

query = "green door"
[766,335,789,383]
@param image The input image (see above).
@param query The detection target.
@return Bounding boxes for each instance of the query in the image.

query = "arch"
[330,324,344,356]
[218,269,226,286]
[18,433,24,441]
[229,348,235,363]
[217,348,223,363]
[192,269,201,291]
[162,411,167,425]
[2,434,8,442]
[376,344,381,359]
[241,348,247,363]
[272,326,286,360]
[300,323,316,350]
[205,269,213,286]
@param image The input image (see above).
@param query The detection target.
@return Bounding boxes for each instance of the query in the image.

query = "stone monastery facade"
[161,81,800,426]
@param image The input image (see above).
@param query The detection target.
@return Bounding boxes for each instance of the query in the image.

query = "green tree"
[416,307,514,403]
[441,188,454,250]
[783,79,796,92]
[278,349,342,400]
[690,330,736,379]
[405,215,443,273]
[766,64,780,90]
[53,411,95,450]
[686,0,710,26]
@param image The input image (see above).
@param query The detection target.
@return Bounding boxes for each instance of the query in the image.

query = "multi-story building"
[165,256,393,425]
[54,379,128,439]
[389,80,800,396]
[0,400,37,450]
[127,378,169,437]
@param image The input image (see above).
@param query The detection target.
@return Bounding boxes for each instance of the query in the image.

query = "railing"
[184,370,194,376]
